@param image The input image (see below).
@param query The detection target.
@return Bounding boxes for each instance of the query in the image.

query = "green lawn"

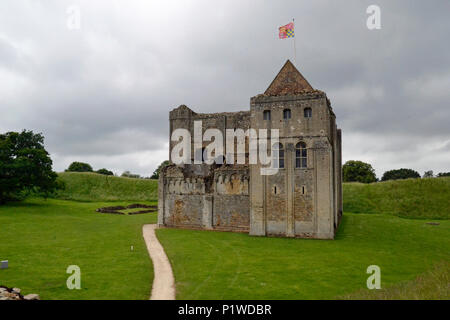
[156,214,450,299]
[340,261,449,300]
[0,198,157,300]
[1,175,449,300]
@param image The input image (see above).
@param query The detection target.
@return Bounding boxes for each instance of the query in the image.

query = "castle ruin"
[158,60,342,239]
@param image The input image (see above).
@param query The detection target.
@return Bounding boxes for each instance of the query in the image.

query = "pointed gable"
[264,60,313,95]
[169,104,195,119]
[174,104,193,113]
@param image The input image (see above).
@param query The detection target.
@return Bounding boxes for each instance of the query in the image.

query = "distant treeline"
[342,160,448,183]
[64,160,170,180]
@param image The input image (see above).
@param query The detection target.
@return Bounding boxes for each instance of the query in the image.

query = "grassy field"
[157,214,449,299]
[1,174,449,299]
[340,261,449,300]
[54,172,158,202]
[343,177,450,219]
[156,177,450,299]
[0,198,157,300]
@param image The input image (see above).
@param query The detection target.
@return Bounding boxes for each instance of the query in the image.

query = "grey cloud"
[1,0,449,175]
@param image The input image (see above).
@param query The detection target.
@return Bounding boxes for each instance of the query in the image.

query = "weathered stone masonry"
[158,60,342,239]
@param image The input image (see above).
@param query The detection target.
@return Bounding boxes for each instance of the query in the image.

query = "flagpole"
[293,18,297,66]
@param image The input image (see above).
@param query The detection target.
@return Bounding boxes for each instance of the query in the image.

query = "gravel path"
[142,224,176,300]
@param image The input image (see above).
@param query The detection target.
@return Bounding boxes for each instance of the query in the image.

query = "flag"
[279,22,294,39]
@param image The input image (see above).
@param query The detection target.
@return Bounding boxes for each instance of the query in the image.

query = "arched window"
[272,143,284,169]
[304,107,312,118]
[283,109,291,120]
[296,142,307,168]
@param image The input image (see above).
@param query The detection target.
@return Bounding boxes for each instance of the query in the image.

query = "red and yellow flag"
[279,22,294,39]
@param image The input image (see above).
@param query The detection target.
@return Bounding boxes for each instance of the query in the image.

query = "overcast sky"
[1,0,449,178]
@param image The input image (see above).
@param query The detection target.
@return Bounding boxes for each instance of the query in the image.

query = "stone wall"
[169,106,251,164]
[213,167,250,232]
[159,164,250,232]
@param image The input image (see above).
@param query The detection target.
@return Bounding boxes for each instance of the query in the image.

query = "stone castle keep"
[158,60,342,239]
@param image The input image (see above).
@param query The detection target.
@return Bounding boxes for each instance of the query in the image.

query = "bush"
[66,162,93,173]
[0,130,59,203]
[343,160,377,183]
[96,168,114,176]
[381,168,420,181]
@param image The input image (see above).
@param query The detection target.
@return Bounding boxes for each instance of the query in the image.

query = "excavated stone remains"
[0,286,40,300]
[96,204,157,215]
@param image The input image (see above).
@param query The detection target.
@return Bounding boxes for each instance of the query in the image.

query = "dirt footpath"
[142,224,175,300]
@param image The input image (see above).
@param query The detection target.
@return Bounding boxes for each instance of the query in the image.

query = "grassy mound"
[54,172,158,202]
[343,177,450,219]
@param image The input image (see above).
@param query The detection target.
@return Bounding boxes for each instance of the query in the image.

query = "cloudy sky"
[1,0,449,178]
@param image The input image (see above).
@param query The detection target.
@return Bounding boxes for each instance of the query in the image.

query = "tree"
[96,168,114,176]
[381,168,420,181]
[343,160,377,183]
[423,170,434,178]
[121,171,140,179]
[150,160,169,179]
[66,162,93,172]
[0,130,59,204]
[437,172,450,177]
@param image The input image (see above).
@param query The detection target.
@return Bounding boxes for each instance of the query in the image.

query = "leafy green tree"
[437,172,450,177]
[66,162,93,172]
[423,170,434,178]
[381,168,420,181]
[343,160,377,183]
[150,160,169,179]
[0,130,59,204]
[121,171,140,179]
[96,168,114,176]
